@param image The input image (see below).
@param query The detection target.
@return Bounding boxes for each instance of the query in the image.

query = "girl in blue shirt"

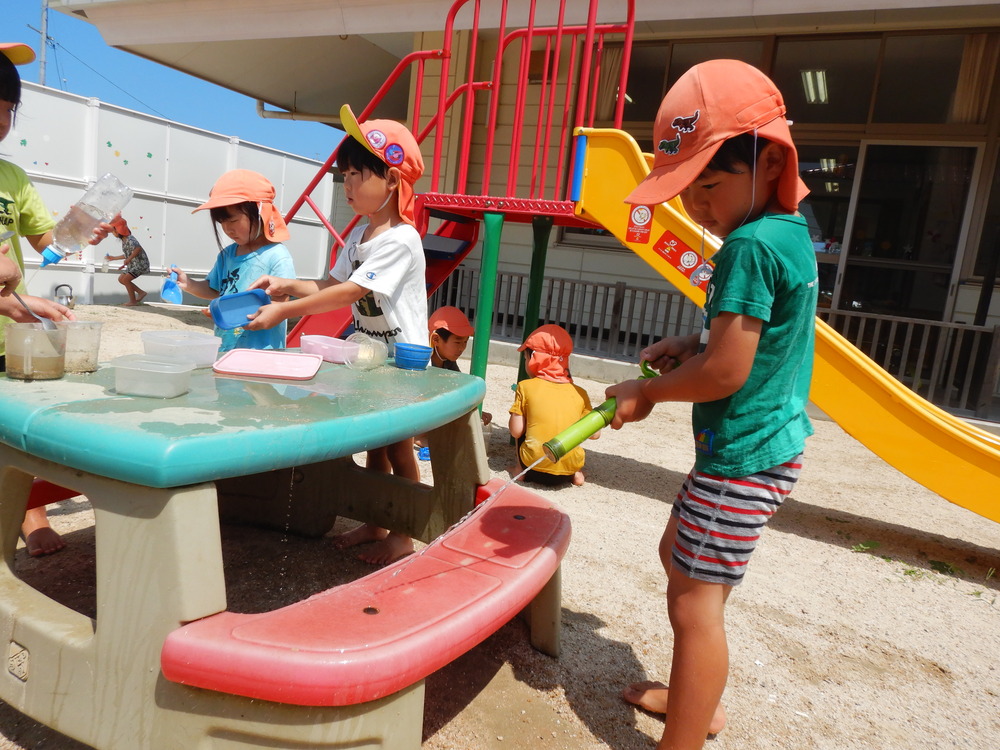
[174,169,296,351]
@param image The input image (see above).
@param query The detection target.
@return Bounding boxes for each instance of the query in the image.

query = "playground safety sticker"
[626,205,653,243]
[652,230,710,292]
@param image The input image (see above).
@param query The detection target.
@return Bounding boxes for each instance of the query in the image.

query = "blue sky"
[8,1,343,162]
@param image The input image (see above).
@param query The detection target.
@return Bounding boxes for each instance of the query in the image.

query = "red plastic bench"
[161,478,571,707]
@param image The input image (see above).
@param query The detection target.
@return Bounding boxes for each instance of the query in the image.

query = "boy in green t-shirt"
[606,60,818,749]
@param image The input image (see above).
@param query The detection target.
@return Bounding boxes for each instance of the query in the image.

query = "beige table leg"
[0,444,226,749]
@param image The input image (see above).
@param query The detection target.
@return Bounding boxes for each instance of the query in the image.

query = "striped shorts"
[669,455,803,586]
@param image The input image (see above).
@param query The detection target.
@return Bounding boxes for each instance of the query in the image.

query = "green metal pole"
[518,215,554,382]
[470,211,504,382]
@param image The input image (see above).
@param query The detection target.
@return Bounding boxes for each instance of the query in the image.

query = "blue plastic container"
[393,342,432,370]
[209,289,270,330]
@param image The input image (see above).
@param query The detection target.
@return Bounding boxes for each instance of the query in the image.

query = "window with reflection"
[839,144,976,319]
[873,33,997,124]
[797,145,859,308]
[771,38,880,124]
[617,40,764,126]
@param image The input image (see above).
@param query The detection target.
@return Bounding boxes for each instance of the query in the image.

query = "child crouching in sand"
[509,324,596,487]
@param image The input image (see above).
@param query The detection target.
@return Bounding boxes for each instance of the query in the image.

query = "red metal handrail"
[285,0,636,247]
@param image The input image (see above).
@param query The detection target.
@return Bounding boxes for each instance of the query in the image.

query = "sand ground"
[1,303,998,749]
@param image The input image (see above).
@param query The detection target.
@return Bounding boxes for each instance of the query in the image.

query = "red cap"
[626,59,808,213]
[518,324,574,383]
[340,104,424,227]
[193,169,290,242]
[0,43,35,66]
[110,216,131,237]
[429,306,474,337]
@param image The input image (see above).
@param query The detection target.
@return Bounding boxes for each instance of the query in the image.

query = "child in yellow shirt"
[508,324,596,487]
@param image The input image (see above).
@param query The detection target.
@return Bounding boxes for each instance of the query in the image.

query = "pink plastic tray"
[212,349,323,380]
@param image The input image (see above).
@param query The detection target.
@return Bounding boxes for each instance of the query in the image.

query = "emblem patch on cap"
[658,135,682,156]
[366,130,387,150]
[384,143,405,166]
[658,110,701,157]
[671,110,700,133]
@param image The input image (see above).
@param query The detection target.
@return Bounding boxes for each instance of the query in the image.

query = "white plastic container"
[141,330,222,368]
[111,354,194,398]
[300,335,359,364]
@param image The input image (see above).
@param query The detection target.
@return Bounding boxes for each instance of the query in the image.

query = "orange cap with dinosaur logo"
[625,59,808,213]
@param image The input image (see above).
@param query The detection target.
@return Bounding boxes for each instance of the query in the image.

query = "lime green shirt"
[0,159,56,356]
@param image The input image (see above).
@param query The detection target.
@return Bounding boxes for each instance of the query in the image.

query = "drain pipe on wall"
[255,100,342,126]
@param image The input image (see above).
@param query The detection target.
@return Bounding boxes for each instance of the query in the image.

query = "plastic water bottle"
[40,173,134,267]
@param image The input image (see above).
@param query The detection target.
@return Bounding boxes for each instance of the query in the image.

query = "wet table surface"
[0,359,486,488]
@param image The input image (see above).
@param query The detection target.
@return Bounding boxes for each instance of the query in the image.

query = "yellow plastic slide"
[572,127,1000,525]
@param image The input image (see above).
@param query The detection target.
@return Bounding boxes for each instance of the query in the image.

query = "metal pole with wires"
[39,0,48,85]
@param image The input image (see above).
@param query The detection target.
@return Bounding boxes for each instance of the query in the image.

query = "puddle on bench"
[368,457,547,593]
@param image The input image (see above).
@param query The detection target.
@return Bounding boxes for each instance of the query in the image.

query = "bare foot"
[572,470,585,486]
[135,290,147,304]
[330,523,387,550]
[622,681,727,735]
[21,508,66,557]
[358,532,414,565]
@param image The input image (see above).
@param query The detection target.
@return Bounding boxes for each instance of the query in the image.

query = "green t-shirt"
[0,159,56,357]
[692,213,817,477]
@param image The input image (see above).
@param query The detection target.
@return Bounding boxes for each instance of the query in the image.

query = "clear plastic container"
[5,323,67,380]
[111,354,194,398]
[344,332,388,370]
[141,330,222,368]
[57,320,103,373]
[300,335,359,364]
[41,173,134,267]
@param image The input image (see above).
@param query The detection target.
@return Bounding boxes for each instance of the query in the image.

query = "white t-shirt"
[330,223,427,348]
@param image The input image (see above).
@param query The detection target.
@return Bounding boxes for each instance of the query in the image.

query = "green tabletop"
[0,361,485,488]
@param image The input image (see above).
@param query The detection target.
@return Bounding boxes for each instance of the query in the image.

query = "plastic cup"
[344,332,388,370]
[5,323,67,381]
[57,320,103,373]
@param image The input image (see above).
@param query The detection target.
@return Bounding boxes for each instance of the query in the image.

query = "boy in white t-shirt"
[248,105,427,565]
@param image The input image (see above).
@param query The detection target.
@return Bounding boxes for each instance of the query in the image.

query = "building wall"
[10,82,338,304]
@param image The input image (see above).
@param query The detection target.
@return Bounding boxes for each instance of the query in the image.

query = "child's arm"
[606,312,762,428]
[248,275,326,300]
[22,231,53,256]
[246,279,368,331]
[172,265,218,300]
[641,333,701,372]
[0,242,22,296]
[508,413,525,439]
[0,294,75,323]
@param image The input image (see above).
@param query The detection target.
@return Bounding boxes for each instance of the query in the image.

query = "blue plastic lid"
[39,248,62,267]
[209,289,270,329]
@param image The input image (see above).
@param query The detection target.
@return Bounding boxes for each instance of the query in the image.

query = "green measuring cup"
[542,360,660,463]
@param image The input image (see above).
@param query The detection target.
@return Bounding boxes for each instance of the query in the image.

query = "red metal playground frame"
[282,0,635,353]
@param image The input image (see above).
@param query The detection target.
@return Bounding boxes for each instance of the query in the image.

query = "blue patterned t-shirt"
[207,242,296,351]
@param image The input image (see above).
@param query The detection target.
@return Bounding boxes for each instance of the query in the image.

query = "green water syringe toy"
[542,359,660,463]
